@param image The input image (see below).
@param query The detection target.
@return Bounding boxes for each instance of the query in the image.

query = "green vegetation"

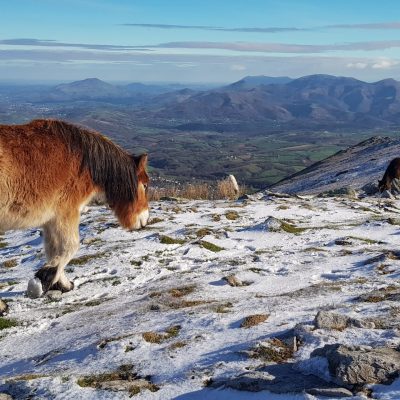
[200,240,224,252]
[0,317,18,330]
[159,235,186,245]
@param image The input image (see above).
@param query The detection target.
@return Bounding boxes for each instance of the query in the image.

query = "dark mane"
[41,119,138,204]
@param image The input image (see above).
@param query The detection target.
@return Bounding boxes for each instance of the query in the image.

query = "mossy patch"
[0,317,18,330]
[280,221,306,234]
[200,240,224,252]
[69,252,107,265]
[195,228,213,238]
[159,235,186,245]
[225,211,239,220]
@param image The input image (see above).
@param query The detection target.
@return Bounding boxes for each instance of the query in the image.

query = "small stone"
[46,290,62,301]
[0,299,8,316]
[381,190,395,199]
[263,217,282,232]
[26,278,43,299]
[0,394,13,400]
[223,274,243,287]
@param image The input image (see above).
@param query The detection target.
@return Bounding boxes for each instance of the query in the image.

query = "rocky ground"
[1,191,400,399]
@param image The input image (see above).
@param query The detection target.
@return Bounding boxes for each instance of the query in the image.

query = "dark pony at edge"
[378,157,400,193]
[0,119,150,296]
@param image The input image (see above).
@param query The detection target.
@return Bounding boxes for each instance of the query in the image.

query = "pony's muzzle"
[132,209,149,230]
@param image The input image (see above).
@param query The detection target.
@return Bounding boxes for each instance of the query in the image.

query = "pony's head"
[378,178,390,193]
[113,153,150,230]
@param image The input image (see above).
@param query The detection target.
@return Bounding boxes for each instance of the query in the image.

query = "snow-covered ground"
[1,192,400,399]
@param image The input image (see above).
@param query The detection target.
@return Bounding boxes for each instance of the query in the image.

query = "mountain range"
[2,74,400,130]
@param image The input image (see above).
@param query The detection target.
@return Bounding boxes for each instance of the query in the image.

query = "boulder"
[210,363,351,394]
[314,310,375,330]
[311,344,400,386]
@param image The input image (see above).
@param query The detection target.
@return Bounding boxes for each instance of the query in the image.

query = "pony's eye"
[143,183,148,191]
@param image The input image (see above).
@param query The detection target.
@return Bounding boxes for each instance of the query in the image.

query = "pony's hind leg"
[35,210,80,293]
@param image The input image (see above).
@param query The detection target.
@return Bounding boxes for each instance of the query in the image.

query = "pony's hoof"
[27,278,44,298]
[35,268,57,294]
[50,280,74,293]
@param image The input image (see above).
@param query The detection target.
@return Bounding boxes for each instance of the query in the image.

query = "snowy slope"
[272,136,400,194]
[1,193,400,399]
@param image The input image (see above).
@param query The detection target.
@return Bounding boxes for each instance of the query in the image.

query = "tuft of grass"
[168,341,187,350]
[280,221,306,234]
[2,259,18,268]
[159,235,186,245]
[130,260,143,267]
[212,214,221,222]
[69,252,107,265]
[250,338,294,363]
[200,240,224,252]
[0,317,18,330]
[169,285,196,298]
[195,228,213,238]
[214,302,233,313]
[0,240,8,249]
[225,211,239,221]
[143,325,181,344]
[147,217,164,225]
[241,314,269,328]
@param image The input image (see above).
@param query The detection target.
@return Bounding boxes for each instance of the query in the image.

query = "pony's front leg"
[35,212,80,294]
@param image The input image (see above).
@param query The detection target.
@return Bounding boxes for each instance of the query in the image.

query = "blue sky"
[1,0,400,83]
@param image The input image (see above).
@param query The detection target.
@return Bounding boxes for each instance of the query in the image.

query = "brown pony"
[0,119,149,295]
[378,158,400,193]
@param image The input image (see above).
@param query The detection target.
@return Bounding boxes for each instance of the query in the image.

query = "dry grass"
[142,325,181,344]
[241,314,269,328]
[149,178,247,201]
[2,259,18,268]
[249,338,294,363]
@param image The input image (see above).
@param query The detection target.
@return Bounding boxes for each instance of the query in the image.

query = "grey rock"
[210,363,349,394]
[361,182,379,195]
[0,299,8,316]
[262,216,283,232]
[314,310,375,331]
[315,311,350,330]
[46,290,62,301]
[306,387,353,397]
[311,344,400,386]
[381,190,395,199]
[0,394,13,400]
[321,187,358,199]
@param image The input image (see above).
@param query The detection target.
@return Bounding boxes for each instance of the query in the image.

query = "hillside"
[272,136,400,194]
[1,191,400,399]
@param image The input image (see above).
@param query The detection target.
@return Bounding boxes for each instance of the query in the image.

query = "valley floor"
[1,192,400,399]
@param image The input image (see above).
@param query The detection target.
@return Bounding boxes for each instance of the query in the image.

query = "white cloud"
[230,64,246,71]
[346,62,368,69]
[371,59,399,69]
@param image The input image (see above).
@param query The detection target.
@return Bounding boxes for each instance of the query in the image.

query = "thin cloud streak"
[121,21,400,32]
[0,38,148,52]
[120,23,306,33]
[155,40,400,53]
[2,37,400,55]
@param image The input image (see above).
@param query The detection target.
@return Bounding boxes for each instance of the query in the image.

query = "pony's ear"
[131,154,148,171]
